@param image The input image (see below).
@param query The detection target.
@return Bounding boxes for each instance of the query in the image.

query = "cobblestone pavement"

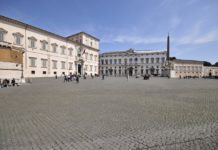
[0,77,218,150]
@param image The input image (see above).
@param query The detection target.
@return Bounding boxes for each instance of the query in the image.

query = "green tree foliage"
[203,61,212,66]
[213,62,218,66]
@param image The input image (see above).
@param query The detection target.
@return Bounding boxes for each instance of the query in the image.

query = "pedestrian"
[76,75,79,83]
[55,74,57,79]
[126,74,129,81]
[102,74,105,80]
[3,79,8,87]
[11,78,15,86]
[91,73,94,79]
[64,75,67,82]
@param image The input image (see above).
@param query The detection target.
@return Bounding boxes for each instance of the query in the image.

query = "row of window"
[176,72,201,74]
[101,69,161,75]
[0,29,98,61]
[175,66,202,71]
[29,57,97,72]
[29,57,73,70]
[101,66,160,70]
[84,65,98,72]
[84,53,98,61]
[101,57,165,65]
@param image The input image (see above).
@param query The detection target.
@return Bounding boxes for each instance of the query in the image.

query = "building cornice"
[0,15,100,52]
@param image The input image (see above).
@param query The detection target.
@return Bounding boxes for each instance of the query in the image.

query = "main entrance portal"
[129,67,133,76]
[78,64,81,75]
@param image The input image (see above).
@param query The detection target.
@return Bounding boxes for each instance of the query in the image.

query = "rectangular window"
[114,59,117,64]
[118,59,121,64]
[90,65,93,71]
[52,45,56,53]
[156,58,160,63]
[69,49,73,56]
[0,32,4,41]
[140,58,144,63]
[61,61,65,69]
[101,60,104,65]
[29,57,36,67]
[42,71,46,75]
[110,59,112,64]
[146,58,149,63]
[69,62,73,70]
[41,41,47,50]
[16,36,21,45]
[41,59,47,68]
[61,47,65,55]
[90,54,93,60]
[52,60,57,69]
[31,40,35,48]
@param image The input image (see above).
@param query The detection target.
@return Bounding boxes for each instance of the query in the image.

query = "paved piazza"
[0,77,218,150]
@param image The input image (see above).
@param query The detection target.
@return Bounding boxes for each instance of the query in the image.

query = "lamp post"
[21,49,25,82]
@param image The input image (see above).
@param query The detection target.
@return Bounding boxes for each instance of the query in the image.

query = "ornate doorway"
[78,64,82,74]
[129,67,133,76]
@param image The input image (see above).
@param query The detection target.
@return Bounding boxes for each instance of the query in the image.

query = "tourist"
[76,75,79,83]
[102,74,105,80]
[64,75,68,82]
[11,78,16,86]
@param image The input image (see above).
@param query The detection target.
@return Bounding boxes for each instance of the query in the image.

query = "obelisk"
[167,34,170,60]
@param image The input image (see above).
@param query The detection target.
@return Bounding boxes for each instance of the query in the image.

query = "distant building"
[203,66,218,77]
[0,15,100,80]
[169,59,204,78]
[100,48,167,76]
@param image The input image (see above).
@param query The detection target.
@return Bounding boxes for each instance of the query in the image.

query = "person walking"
[11,78,15,86]
[102,74,105,80]
[126,74,129,81]
[76,75,79,83]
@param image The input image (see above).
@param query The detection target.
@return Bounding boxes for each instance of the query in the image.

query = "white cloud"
[175,30,218,45]
[102,35,165,44]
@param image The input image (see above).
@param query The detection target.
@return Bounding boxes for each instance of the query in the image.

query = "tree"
[203,61,212,66]
[213,62,218,67]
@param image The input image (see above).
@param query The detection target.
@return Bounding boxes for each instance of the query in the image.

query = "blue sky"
[0,0,218,63]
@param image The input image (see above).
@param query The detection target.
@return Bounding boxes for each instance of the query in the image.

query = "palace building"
[100,49,167,76]
[0,15,100,80]
[168,59,204,78]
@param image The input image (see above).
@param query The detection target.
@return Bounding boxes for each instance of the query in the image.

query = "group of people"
[0,78,16,88]
[56,73,99,84]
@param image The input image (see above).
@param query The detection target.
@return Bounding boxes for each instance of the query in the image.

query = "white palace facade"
[0,15,100,80]
[100,49,167,76]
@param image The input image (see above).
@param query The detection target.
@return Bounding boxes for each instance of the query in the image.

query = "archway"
[78,64,81,74]
[129,67,133,76]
